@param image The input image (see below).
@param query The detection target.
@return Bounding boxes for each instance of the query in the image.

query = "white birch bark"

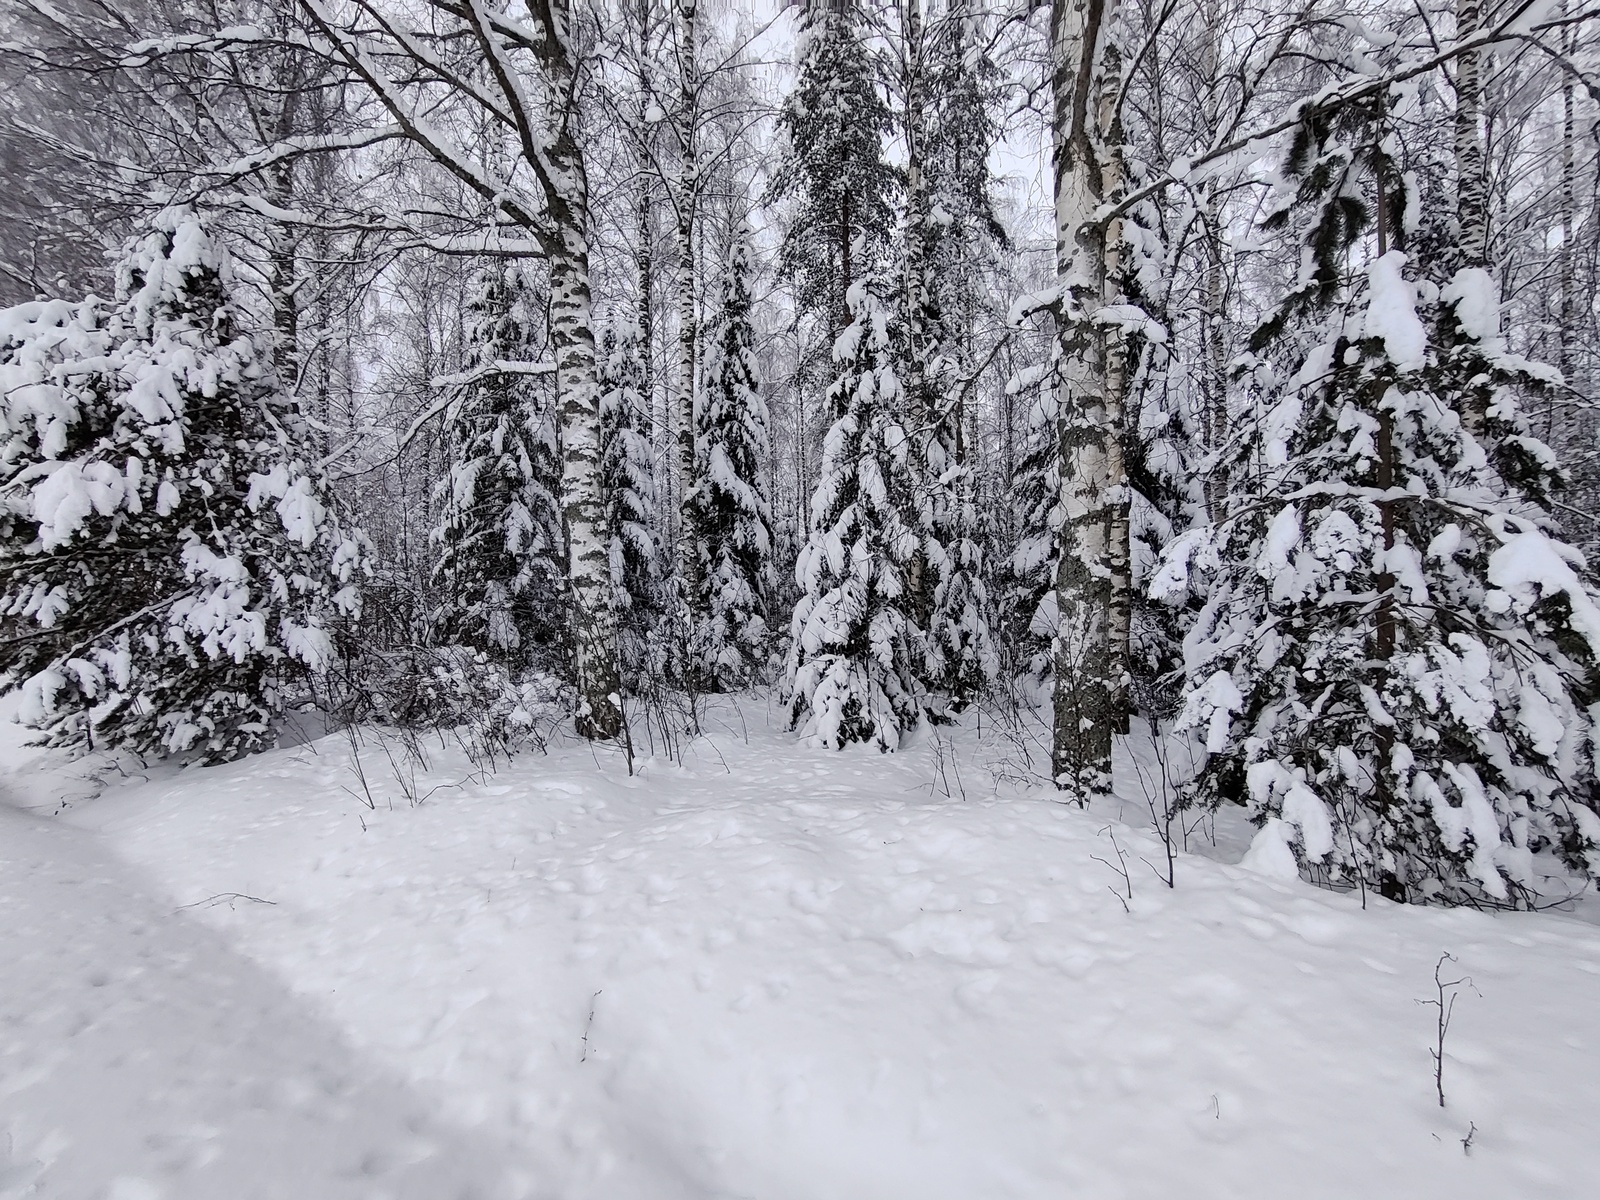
[1048,0,1128,800]
[901,0,932,630]
[538,6,623,739]
[1199,0,1229,524]
[1455,0,1489,272]
[673,0,702,615]
[1559,5,1576,390]
[1454,0,1492,437]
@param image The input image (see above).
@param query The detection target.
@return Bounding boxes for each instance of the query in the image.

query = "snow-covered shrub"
[355,643,569,759]
[0,210,361,761]
[786,283,923,750]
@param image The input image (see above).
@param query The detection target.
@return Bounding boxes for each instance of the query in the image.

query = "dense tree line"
[1,0,1597,906]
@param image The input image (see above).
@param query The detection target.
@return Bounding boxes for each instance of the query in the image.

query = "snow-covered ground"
[4,696,1600,1199]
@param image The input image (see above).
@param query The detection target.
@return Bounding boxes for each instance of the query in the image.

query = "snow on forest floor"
[4,695,1600,1199]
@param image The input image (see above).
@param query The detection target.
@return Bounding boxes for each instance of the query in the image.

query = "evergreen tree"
[691,231,775,688]
[923,0,1007,326]
[0,210,360,761]
[771,0,897,343]
[432,262,566,670]
[1156,95,1600,905]
[786,283,923,750]
[912,296,997,713]
[923,460,997,712]
[901,0,1001,713]
[598,323,660,682]
[1003,366,1061,698]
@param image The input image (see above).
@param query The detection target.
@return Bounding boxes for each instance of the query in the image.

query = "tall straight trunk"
[673,0,701,611]
[1099,27,1130,736]
[1454,0,1488,270]
[551,222,622,739]
[1200,203,1227,518]
[1049,0,1128,800]
[267,160,300,381]
[839,184,852,350]
[901,0,931,630]
[637,189,654,406]
[542,13,622,740]
[1559,7,1575,389]
[1199,0,1228,522]
[1454,0,1491,435]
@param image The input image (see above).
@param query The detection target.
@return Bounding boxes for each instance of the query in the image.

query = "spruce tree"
[598,324,660,682]
[786,283,923,750]
[923,1,1007,323]
[771,0,897,343]
[432,262,566,670]
[0,211,360,761]
[901,0,1001,713]
[1003,367,1062,698]
[1157,94,1600,905]
[691,231,775,688]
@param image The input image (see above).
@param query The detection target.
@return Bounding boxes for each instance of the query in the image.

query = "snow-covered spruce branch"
[394,357,559,454]
[5,591,193,671]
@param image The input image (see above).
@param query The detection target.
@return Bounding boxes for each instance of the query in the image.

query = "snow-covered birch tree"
[1046,0,1131,801]
[291,0,624,738]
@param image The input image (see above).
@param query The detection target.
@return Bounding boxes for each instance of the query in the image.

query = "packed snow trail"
[8,699,1600,1198]
[0,800,532,1199]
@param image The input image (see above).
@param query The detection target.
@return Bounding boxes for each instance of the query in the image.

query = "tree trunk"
[1099,25,1130,737]
[1559,6,1575,390]
[1454,0,1488,271]
[839,183,852,350]
[1049,0,1128,800]
[637,188,654,412]
[266,155,300,381]
[1199,0,1228,523]
[544,12,622,740]
[901,0,931,632]
[551,222,623,739]
[673,0,701,613]
[1454,0,1491,436]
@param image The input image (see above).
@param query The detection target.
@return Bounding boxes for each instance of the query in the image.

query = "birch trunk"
[901,0,931,631]
[1199,0,1228,523]
[1049,0,1128,800]
[551,221,622,739]
[544,7,622,740]
[1559,7,1575,389]
[1454,0,1488,270]
[637,187,655,414]
[673,0,701,613]
[1454,0,1491,435]
[266,135,300,380]
[1098,25,1130,737]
